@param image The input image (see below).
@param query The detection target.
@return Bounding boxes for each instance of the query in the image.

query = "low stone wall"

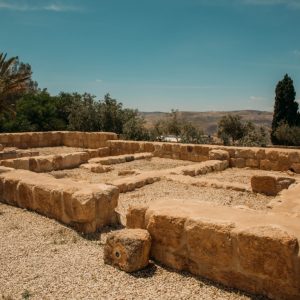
[126,198,300,300]
[62,132,117,148]
[0,152,89,172]
[89,153,153,165]
[0,168,119,233]
[0,131,117,149]
[0,149,39,160]
[108,140,300,173]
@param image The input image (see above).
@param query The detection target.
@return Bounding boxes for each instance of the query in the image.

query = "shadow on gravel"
[130,262,157,278]
[80,224,125,241]
[154,261,269,300]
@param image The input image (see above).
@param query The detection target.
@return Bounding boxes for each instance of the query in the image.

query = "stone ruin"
[0,131,300,299]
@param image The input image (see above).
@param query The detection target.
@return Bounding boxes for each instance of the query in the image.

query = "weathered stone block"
[237,225,299,282]
[126,205,148,229]
[104,229,151,272]
[185,218,235,269]
[80,163,112,173]
[251,175,295,196]
[245,158,259,168]
[209,149,230,161]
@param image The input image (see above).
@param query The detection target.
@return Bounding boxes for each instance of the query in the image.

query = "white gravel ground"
[0,203,267,300]
[197,168,299,185]
[117,179,272,221]
[49,158,193,183]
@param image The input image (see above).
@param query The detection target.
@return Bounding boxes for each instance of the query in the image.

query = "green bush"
[273,123,300,146]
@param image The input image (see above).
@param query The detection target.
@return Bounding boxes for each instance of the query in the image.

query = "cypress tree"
[271,74,299,144]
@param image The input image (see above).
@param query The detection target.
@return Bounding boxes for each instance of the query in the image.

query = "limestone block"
[291,163,300,174]
[237,148,256,159]
[118,170,136,176]
[245,158,259,168]
[35,156,54,172]
[185,218,235,269]
[266,150,279,161]
[288,152,300,163]
[104,229,151,272]
[126,205,148,229]
[80,163,112,173]
[256,149,266,160]
[0,166,14,174]
[237,225,299,283]
[0,169,119,233]
[251,175,295,196]
[98,147,110,157]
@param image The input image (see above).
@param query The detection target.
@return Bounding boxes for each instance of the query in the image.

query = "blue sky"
[1,0,300,112]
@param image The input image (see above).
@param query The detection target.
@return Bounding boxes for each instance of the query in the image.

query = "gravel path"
[0,203,266,300]
[28,146,85,156]
[49,158,193,183]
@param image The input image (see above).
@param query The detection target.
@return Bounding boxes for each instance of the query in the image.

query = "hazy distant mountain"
[141,110,273,135]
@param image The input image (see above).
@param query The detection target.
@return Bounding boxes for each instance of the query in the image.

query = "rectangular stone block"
[0,170,119,233]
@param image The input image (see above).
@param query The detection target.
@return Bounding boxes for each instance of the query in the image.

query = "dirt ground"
[0,203,267,300]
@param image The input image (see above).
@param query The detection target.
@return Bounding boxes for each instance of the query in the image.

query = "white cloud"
[96,79,103,83]
[250,96,266,101]
[293,50,300,56]
[0,1,82,12]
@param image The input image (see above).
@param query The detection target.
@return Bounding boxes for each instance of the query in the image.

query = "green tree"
[165,109,182,141]
[271,74,299,144]
[0,52,33,116]
[180,122,205,144]
[273,122,300,146]
[217,114,245,144]
[67,93,101,131]
[122,115,149,141]
[99,94,124,133]
[2,91,65,132]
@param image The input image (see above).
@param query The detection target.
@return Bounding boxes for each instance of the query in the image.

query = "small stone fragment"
[118,170,137,176]
[104,229,151,272]
[80,163,112,173]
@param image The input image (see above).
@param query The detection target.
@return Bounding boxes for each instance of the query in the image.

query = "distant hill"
[141,110,273,135]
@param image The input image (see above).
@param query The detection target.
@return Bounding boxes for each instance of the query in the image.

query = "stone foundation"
[0,152,90,172]
[0,131,117,149]
[127,198,300,300]
[0,168,119,233]
[108,140,300,173]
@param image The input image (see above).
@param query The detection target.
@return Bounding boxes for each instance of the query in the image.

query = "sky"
[1,0,300,112]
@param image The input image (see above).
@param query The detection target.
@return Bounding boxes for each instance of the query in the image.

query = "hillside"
[141,110,273,135]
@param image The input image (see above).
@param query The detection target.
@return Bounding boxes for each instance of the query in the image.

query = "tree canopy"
[271,74,299,144]
[0,52,36,116]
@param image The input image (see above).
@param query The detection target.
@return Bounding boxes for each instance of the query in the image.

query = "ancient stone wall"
[0,168,119,233]
[62,132,117,148]
[0,131,117,149]
[127,197,300,300]
[0,152,89,172]
[108,140,300,173]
